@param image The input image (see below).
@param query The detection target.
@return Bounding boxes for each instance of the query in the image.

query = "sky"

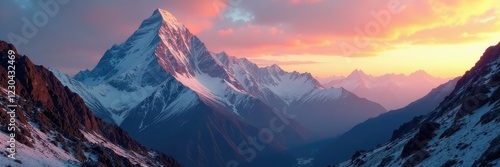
[1,0,500,78]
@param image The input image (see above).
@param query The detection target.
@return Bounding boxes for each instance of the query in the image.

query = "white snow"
[157,8,186,32]
[0,120,78,167]
[338,74,500,167]
[81,131,153,166]
[49,8,359,145]
[51,68,160,125]
[149,87,200,125]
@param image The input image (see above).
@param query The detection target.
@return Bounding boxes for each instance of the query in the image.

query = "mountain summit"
[155,8,186,29]
[56,8,385,166]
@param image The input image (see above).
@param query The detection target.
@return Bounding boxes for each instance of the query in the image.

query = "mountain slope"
[323,70,448,110]
[54,8,385,166]
[57,9,300,167]
[0,41,180,166]
[315,77,459,165]
[338,41,500,167]
[212,52,386,139]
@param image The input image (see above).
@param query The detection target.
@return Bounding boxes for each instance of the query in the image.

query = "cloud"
[247,58,323,66]
[287,0,324,5]
[1,0,498,75]
[0,0,228,74]
[13,0,33,9]
[195,0,500,57]
[217,28,234,36]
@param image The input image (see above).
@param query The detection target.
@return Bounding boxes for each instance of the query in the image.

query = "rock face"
[0,41,180,167]
[54,8,386,166]
[336,41,500,167]
[315,78,459,165]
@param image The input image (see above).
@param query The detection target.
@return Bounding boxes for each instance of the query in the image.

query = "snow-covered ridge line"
[51,8,388,166]
[337,41,500,167]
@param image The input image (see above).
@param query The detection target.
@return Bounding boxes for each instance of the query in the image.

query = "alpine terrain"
[337,41,500,167]
[53,8,386,166]
[323,70,448,110]
[0,41,180,166]
[315,77,459,165]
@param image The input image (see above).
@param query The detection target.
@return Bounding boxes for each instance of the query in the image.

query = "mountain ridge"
[315,77,460,165]
[54,8,386,166]
[322,69,449,110]
[338,41,500,167]
[0,40,180,166]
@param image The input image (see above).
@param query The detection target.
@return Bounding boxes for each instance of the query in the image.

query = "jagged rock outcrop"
[336,41,500,167]
[0,40,180,166]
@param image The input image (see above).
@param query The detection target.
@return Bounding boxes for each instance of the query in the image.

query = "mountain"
[53,8,386,166]
[316,75,344,84]
[0,41,180,166]
[322,69,449,110]
[337,41,500,167]
[315,77,459,165]
[209,56,386,139]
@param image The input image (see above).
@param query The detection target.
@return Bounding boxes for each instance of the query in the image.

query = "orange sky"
[3,0,499,77]
[178,0,500,78]
[248,38,500,78]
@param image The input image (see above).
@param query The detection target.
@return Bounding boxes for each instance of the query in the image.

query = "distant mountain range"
[321,70,449,110]
[3,7,490,167]
[337,42,500,166]
[315,77,459,165]
[0,41,180,166]
[51,9,386,166]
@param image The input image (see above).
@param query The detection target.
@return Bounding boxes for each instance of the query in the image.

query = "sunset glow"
[2,1,500,166]
[1,0,499,78]
[248,36,500,78]
[192,0,500,78]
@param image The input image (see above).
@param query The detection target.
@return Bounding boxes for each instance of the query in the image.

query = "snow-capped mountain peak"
[268,64,284,73]
[0,42,180,166]
[155,8,186,31]
[55,9,387,165]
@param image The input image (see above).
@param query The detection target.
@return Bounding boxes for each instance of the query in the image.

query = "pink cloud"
[7,1,497,76]
[154,0,229,34]
[193,0,500,57]
[248,59,323,66]
[288,0,324,4]
[217,28,234,36]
